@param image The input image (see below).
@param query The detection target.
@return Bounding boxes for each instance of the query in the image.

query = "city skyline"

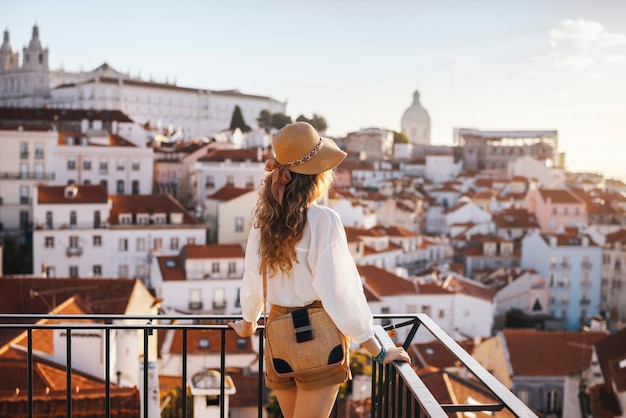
[3,0,626,179]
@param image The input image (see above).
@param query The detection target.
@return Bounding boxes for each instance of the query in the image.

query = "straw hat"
[272,122,347,174]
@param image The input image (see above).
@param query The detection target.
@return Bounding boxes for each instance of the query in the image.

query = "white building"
[204,187,258,246]
[191,148,266,219]
[0,129,56,237]
[150,244,245,315]
[32,184,206,283]
[0,26,286,138]
[424,154,462,184]
[54,130,154,195]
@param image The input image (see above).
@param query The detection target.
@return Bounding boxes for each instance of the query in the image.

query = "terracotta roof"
[157,256,186,281]
[538,188,582,204]
[594,327,626,392]
[167,329,254,354]
[206,186,255,202]
[502,329,607,376]
[587,382,622,418]
[226,368,262,407]
[492,208,539,229]
[442,276,496,301]
[410,339,476,369]
[37,184,108,204]
[605,228,626,244]
[181,244,244,259]
[358,265,416,296]
[57,131,136,147]
[108,194,199,225]
[198,148,266,162]
[0,277,142,347]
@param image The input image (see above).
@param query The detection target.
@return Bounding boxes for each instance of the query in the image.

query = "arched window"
[116,180,125,194]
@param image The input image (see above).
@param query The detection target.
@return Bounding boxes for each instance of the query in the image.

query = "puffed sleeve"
[240,226,264,323]
[309,209,374,343]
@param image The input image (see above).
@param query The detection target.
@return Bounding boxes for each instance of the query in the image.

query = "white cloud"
[549,19,626,69]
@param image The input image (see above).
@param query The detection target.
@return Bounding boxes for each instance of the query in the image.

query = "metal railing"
[0,313,537,418]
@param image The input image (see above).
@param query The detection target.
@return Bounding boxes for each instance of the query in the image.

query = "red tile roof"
[157,256,186,281]
[198,148,266,162]
[207,186,255,202]
[410,339,476,369]
[358,265,417,296]
[37,184,108,204]
[538,188,583,204]
[594,327,626,392]
[502,329,607,376]
[181,244,244,259]
[108,194,199,225]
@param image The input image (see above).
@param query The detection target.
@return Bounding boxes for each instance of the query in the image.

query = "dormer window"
[137,214,150,224]
[119,213,132,224]
[64,186,78,199]
[153,214,166,224]
[170,213,183,224]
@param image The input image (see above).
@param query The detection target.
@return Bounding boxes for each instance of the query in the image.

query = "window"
[34,163,44,179]
[83,158,92,170]
[132,180,139,194]
[136,264,146,279]
[99,158,108,174]
[137,237,146,251]
[116,158,125,171]
[45,236,54,248]
[116,180,125,194]
[93,265,102,276]
[421,305,431,316]
[20,162,27,178]
[132,159,140,170]
[516,388,531,405]
[119,238,128,251]
[70,211,77,226]
[212,262,220,274]
[235,217,244,233]
[153,238,162,249]
[213,288,226,309]
[46,211,53,228]
[187,237,196,245]
[35,143,44,159]
[119,265,129,278]
[69,266,79,278]
[546,389,559,413]
[438,309,445,319]
[20,186,29,204]
[550,273,557,287]
[93,235,102,247]
[205,175,215,189]
[67,158,76,170]
[119,214,132,224]
[20,142,28,158]
[228,262,236,275]
[226,175,234,186]
[69,236,79,248]
[94,211,101,228]
[46,266,56,278]
[170,237,179,250]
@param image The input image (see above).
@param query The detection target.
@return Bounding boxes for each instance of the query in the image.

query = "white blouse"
[240,203,374,344]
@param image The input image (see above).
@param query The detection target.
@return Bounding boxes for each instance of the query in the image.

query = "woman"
[229,122,411,418]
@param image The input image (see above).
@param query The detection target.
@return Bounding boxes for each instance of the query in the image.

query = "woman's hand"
[227,320,258,337]
[381,346,412,365]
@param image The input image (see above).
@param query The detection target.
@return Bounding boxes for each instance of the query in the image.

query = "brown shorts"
[264,301,351,390]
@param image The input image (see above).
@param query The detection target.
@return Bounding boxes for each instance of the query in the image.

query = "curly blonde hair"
[254,170,334,277]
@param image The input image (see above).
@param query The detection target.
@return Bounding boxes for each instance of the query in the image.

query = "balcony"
[0,172,55,180]
[0,313,536,418]
[65,246,83,257]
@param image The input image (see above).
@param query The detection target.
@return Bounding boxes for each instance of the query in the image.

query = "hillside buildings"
[0,25,286,138]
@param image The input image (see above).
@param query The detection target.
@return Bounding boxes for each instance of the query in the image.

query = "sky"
[3,0,626,180]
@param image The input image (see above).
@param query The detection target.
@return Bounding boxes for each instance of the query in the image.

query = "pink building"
[524,187,587,233]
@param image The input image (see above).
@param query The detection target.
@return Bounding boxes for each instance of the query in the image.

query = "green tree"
[257,109,273,132]
[270,112,292,130]
[229,105,251,133]
[296,113,328,132]
[393,130,410,144]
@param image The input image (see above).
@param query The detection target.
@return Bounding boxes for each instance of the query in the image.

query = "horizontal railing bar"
[441,403,505,412]
[0,313,421,321]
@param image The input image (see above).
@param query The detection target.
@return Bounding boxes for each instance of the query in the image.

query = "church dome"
[401,90,431,146]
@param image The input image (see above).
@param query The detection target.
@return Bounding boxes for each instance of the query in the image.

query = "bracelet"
[372,346,387,364]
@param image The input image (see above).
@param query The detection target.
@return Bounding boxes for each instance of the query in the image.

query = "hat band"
[282,138,322,169]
